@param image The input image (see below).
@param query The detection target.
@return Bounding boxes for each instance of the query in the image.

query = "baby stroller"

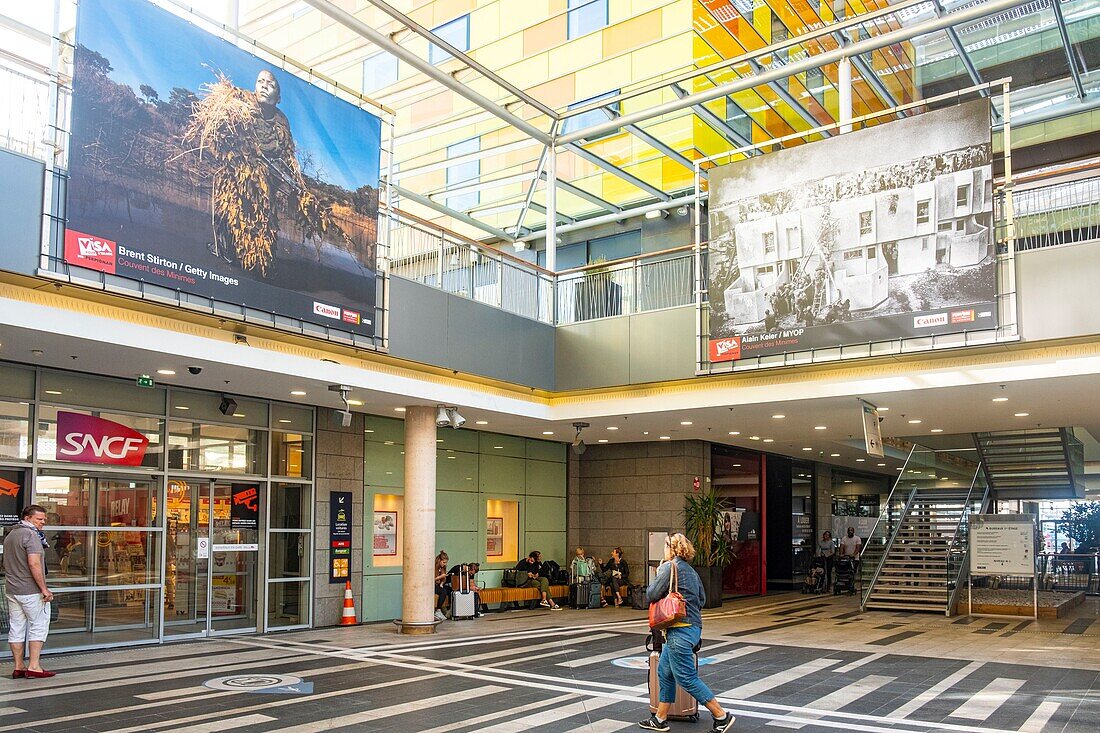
[834,556,857,596]
[801,556,827,594]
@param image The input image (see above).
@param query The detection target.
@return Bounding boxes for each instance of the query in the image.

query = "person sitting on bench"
[596,546,630,607]
[448,561,485,617]
[514,551,562,610]
[433,551,450,622]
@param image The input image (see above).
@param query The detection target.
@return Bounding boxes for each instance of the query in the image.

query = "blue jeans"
[657,625,713,705]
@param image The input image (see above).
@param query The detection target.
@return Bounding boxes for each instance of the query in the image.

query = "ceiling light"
[643,431,650,435]
[844,480,852,483]
[897,468,903,471]
[475,420,488,425]
[44,389,62,395]
[930,428,943,433]
[1014,412,1029,417]
[802,447,813,451]
[814,425,827,430]
[830,453,840,457]
[908,419,922,424]
[607,426,619,431]
[772,414,785,419]
[598,439,608,443]
[394,407,406,412]
[542,431,554,435]
[493,445,503,449]
[878,407,889,412]
[728,431,740,436]
[856,458,865,462]
[232,413,245,418]
[749,435,760,441]
[763,438,774,443]
[675,205,690,216]
[278,419,292,424]
[347,399,363,406]
[992,397,1008,402]
[659,436,671,440]
[644,209,668,220]
[175,405,190,410]
[680,421,693,426]
[365,429,374,434]
[156,369,175,376]
[877,463,886,466]
[732,464,741,467]
[290,390,307,396]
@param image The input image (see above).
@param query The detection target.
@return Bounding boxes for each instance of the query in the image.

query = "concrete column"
[400,405,437,634]
[838,56,853,134]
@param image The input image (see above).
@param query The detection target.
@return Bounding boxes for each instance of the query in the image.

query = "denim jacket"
[646,556,705,628]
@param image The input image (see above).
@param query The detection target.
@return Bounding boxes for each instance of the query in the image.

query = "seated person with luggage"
[433,551,450,622]
[571,546,596,581]
[515,551,562,610]
[596,547,630,607]
[448,561,485,618]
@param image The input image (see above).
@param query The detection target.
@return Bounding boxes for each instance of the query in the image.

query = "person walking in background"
[639,533,735,733]
[514,551,562,610]
[4,505,57,679]
[818,530,835,591]
[433,551,450,622]
[839,526,862,571]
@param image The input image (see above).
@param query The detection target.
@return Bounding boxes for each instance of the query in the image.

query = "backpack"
[540,559,561,579]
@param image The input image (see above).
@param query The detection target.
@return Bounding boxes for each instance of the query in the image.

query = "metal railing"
[971,553,1100,596]
[946,472,991,615]
[999,173,1100,252]
[859,445,917,610]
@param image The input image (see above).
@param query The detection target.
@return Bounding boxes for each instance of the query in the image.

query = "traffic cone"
[340,580,357,625]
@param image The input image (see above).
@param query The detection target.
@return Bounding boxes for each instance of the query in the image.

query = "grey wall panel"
[628,307,696,384]
[555,317,632,390]
[387,276,555,389]
[0,149,45,276]
[1017,243,1100,341]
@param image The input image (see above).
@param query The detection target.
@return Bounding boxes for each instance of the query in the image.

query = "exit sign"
[136,375,155,389]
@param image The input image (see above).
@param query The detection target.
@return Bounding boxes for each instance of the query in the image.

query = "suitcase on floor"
[589,581,603,608]
[450,567,477,619]
[570,581,599,609]
[646,632,699,723]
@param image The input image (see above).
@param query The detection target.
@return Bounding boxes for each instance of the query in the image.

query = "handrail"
[861,443,917,555]
[945,467,990,616]
[862,487,918,612]
[556,245,696,275]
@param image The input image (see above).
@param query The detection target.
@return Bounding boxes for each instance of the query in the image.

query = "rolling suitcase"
[646,631,699,723]
[570,580,598,609]
[588,581,603,609]
[450,567,477,620]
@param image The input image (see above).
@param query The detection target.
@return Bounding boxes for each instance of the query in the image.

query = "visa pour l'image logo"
[64,229,117,274]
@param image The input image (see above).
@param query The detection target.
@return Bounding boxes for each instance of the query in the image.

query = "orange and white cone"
[340,580,357,625]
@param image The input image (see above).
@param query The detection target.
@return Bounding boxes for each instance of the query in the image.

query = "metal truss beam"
[393,183,515,242]
[931,0,988,97]
[600,106,705,177]
[670,83,756,153]
[515,144,550,237]
[361,0,559,120]
[562,143,671,201]
[529,202,576,225]
[744,60,833,135]
[558,0,1030,145]
[542,174,623,213]
[848,53,902,113]
[1050,0,1086,99]
[302,0,553,145]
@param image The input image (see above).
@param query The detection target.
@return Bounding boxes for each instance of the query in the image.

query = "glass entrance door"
[164,479,259,637]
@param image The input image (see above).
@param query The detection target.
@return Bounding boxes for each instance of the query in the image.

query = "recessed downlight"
[156,369,175,376]
[772,414,785,419]
[347,399,363,406]
[475,420,488,425]
[814,425,827,430]
[659,436,671,440]
[394,407,406,413]
[992,397,1008,402]
[878,407,889,412]
[930,428,943,433]
[908,419,922,424]
[278,419,292,424]
[830,453,840,457]
[877,463,886,466]
[1014,412,1029,417]
[680,421,693,426]
[290,390,306,396]
[856,458,865,462]
[542,431,554,435]
[763,438,774,443]
[728,431,740,436]
[607,426,619,431]
[175,405,190,410]
[749,436,761,441]
[802,447,812,451]
[598,439,608,443]
[44,389,62,395]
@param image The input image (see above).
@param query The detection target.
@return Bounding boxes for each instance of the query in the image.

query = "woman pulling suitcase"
[639,533,735,733]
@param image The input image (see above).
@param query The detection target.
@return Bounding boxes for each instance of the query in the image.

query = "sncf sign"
[56,411,150,466]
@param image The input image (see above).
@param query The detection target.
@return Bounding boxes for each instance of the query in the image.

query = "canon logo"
[60,433,145,461]
[313,301,341,320]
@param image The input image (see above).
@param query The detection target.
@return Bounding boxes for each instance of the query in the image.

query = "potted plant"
[682,487,736,608]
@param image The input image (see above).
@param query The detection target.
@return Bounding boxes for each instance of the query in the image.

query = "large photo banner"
[707,99,996,362]
[65,0,382,337]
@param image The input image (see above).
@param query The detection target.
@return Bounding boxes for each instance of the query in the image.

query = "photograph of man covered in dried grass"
[706,100,997,362]
[64,0,381,336]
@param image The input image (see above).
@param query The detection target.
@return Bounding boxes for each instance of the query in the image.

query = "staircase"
[863,489,972,613]
[973,428,1084,500]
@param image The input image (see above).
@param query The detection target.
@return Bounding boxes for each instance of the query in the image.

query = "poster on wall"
[0,469,26,525]
[707,100,996,363]
[230,484,259,530]
[486,517,503,557]
[329,491,352,583]
[65,0,382,338]
[372,511,397,557]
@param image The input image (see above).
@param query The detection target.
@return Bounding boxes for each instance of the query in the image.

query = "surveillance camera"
[436,405,451,428]
[449,409,466,430]
[334,409,353,428]
[187,366,202,375]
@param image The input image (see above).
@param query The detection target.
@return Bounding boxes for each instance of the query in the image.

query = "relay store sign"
[56,411,150,466]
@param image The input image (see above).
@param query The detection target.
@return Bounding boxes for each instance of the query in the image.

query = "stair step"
[865,602,945,613]
[870,591,949,600]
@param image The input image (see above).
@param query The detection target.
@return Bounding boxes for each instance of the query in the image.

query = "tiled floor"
[2,592,1097,732]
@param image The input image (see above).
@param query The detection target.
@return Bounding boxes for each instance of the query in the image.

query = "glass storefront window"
[268,532,309,579]
[35,475,158,527]
[271,482,311,529]
[0,400,32,461]
[0,363,34,400]
[168,421,267,475]
[267,580,308,628]
[272,432,312,478]
[271,403,313,433]
[36,407,163,471]
[51,588,162,649]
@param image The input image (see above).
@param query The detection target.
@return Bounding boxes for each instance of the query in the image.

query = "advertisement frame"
[693,80,1018,375]
[43,0,395,353]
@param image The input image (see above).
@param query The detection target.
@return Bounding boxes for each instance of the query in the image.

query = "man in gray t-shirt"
[3,504,56,678]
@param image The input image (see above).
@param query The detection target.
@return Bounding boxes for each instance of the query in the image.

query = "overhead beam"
[557,0,1030,145]
[745,59,834,135]
[361,0,560,120]
[542,174,623,213]
[670,83,756,153]
[847,53,902,113]
[562,142,671,201]
[601,106,706,177]
[393,183,514,242]
[302,0,553,146]
[1050,0,1086,99]
[931,0,988,98]
[529,202,576,225]
[515,144,550,236]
